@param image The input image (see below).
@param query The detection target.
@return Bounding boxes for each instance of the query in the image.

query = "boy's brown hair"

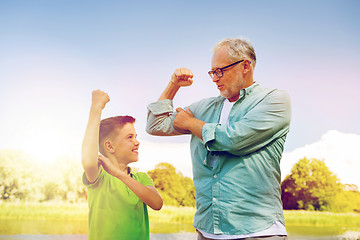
[99,115,135,156]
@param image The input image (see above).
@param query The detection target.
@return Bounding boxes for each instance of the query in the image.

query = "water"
[0,220,359,240]
[1,232,360,240]
[0,233,198,240]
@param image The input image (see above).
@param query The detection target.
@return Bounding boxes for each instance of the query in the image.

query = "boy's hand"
[91,90,110,110]
[171,68,193,87]
[98,154,124,178]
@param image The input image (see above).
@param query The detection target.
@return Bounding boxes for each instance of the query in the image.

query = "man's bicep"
[146,100,191,136]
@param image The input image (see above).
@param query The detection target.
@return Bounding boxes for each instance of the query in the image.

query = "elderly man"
[146,37,291,240]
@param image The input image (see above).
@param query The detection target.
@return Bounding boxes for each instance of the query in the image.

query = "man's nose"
[212,75,220,82]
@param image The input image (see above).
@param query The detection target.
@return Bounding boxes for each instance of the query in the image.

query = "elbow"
[155,198,164,211]
[145,124,155,135]
[151,198,163,211]
[145,122,169,136]
[145,118,158,135]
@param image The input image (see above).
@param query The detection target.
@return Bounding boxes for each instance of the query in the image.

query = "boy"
[82,90,163,240]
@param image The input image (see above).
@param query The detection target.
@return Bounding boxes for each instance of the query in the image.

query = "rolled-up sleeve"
[202,123,218,151]
[146,99,190,136]
[203,89,291,156]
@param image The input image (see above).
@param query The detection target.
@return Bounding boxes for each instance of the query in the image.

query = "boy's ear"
[104,140,115,154]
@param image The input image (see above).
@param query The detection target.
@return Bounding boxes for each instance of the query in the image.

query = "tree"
[0,150,37,201]
[147,163,195,207]
[281,158,343,211]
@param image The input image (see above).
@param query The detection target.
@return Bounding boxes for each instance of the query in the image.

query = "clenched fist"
[171,68,194,87]
[91,89,110,110]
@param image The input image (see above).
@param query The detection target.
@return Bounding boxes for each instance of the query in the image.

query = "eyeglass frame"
[208,60,246,79]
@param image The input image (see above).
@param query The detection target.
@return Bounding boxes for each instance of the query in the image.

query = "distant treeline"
[0,150,359,212]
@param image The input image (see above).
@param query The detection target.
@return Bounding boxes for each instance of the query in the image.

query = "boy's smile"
[112,123,140,165]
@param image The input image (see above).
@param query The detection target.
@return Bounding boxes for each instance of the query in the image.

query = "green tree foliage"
[329,184,360,212]
[0,149,87,202]
[281,158,343,211]
[48,157,87,203]
[147,163,195,207]
[0,149,195,206]
[2,149,359,212]
[0,150,36,201]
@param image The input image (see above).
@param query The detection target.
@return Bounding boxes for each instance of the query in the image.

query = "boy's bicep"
[83,163,101,184]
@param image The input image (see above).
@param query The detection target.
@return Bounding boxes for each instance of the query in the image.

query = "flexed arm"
[158,68,193,101]
[146,68,195,136]
[81,90,110,183]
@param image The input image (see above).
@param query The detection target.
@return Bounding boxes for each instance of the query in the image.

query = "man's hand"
[174,107,194,130]
[171,68,193,87]
[91,90,110,111]
[174,107,206,140]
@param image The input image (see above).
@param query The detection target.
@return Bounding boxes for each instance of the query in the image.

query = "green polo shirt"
[82,167,154,240]
[146,83,291,235]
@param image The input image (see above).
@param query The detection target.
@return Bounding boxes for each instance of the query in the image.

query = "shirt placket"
[212,158,221,233]
[210,100,224,233]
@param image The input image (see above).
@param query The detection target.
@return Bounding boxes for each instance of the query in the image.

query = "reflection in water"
[0,219,359,240]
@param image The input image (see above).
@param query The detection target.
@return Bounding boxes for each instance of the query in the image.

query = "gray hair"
[212,37,257,69]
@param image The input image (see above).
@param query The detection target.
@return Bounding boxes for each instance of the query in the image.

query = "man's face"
[112,123,140,164]
[211,47,245,102]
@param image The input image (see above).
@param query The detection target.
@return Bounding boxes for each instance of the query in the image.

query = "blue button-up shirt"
[146,83,291,235]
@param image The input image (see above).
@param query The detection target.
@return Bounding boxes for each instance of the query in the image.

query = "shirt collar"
[234,82,259,103]
[215,82,259,103]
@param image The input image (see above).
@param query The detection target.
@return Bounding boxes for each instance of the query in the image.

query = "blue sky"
[0,0,359,167]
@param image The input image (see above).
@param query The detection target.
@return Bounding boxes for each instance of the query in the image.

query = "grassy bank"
[285,210,360,227]
[0,201,88,221]
[1,202,359,227]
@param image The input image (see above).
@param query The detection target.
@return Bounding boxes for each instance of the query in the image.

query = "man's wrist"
[169,80,181,89]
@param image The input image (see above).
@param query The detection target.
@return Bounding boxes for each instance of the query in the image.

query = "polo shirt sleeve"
[82,167,105,189]
[146,99,191,136]
[136,172,155,187]
[203,89,291,156]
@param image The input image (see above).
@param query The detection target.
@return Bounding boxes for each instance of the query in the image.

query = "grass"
[0,201,88,221]
[1,201,360,228]
[284,210,360,227]
[148,205,196,224]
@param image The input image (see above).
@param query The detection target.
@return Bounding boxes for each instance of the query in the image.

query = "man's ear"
[243,59,252,74]
[104,140,115,154]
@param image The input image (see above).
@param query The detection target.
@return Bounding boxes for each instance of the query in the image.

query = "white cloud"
[281,130,360,187]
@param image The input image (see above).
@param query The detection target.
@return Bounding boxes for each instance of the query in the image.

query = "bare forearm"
[188,118,206,140]
[81,107,102,175]
[158,81,181,101]
[116,172,163,210]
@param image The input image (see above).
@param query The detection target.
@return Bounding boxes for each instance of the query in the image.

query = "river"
[0,220,359,240]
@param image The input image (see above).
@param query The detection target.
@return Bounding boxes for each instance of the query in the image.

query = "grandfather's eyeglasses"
[208,60,245,78]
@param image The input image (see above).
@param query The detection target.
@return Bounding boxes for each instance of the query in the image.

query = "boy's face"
[112,123,140,164]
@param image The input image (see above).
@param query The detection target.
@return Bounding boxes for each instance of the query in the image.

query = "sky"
[0,1,359,185]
